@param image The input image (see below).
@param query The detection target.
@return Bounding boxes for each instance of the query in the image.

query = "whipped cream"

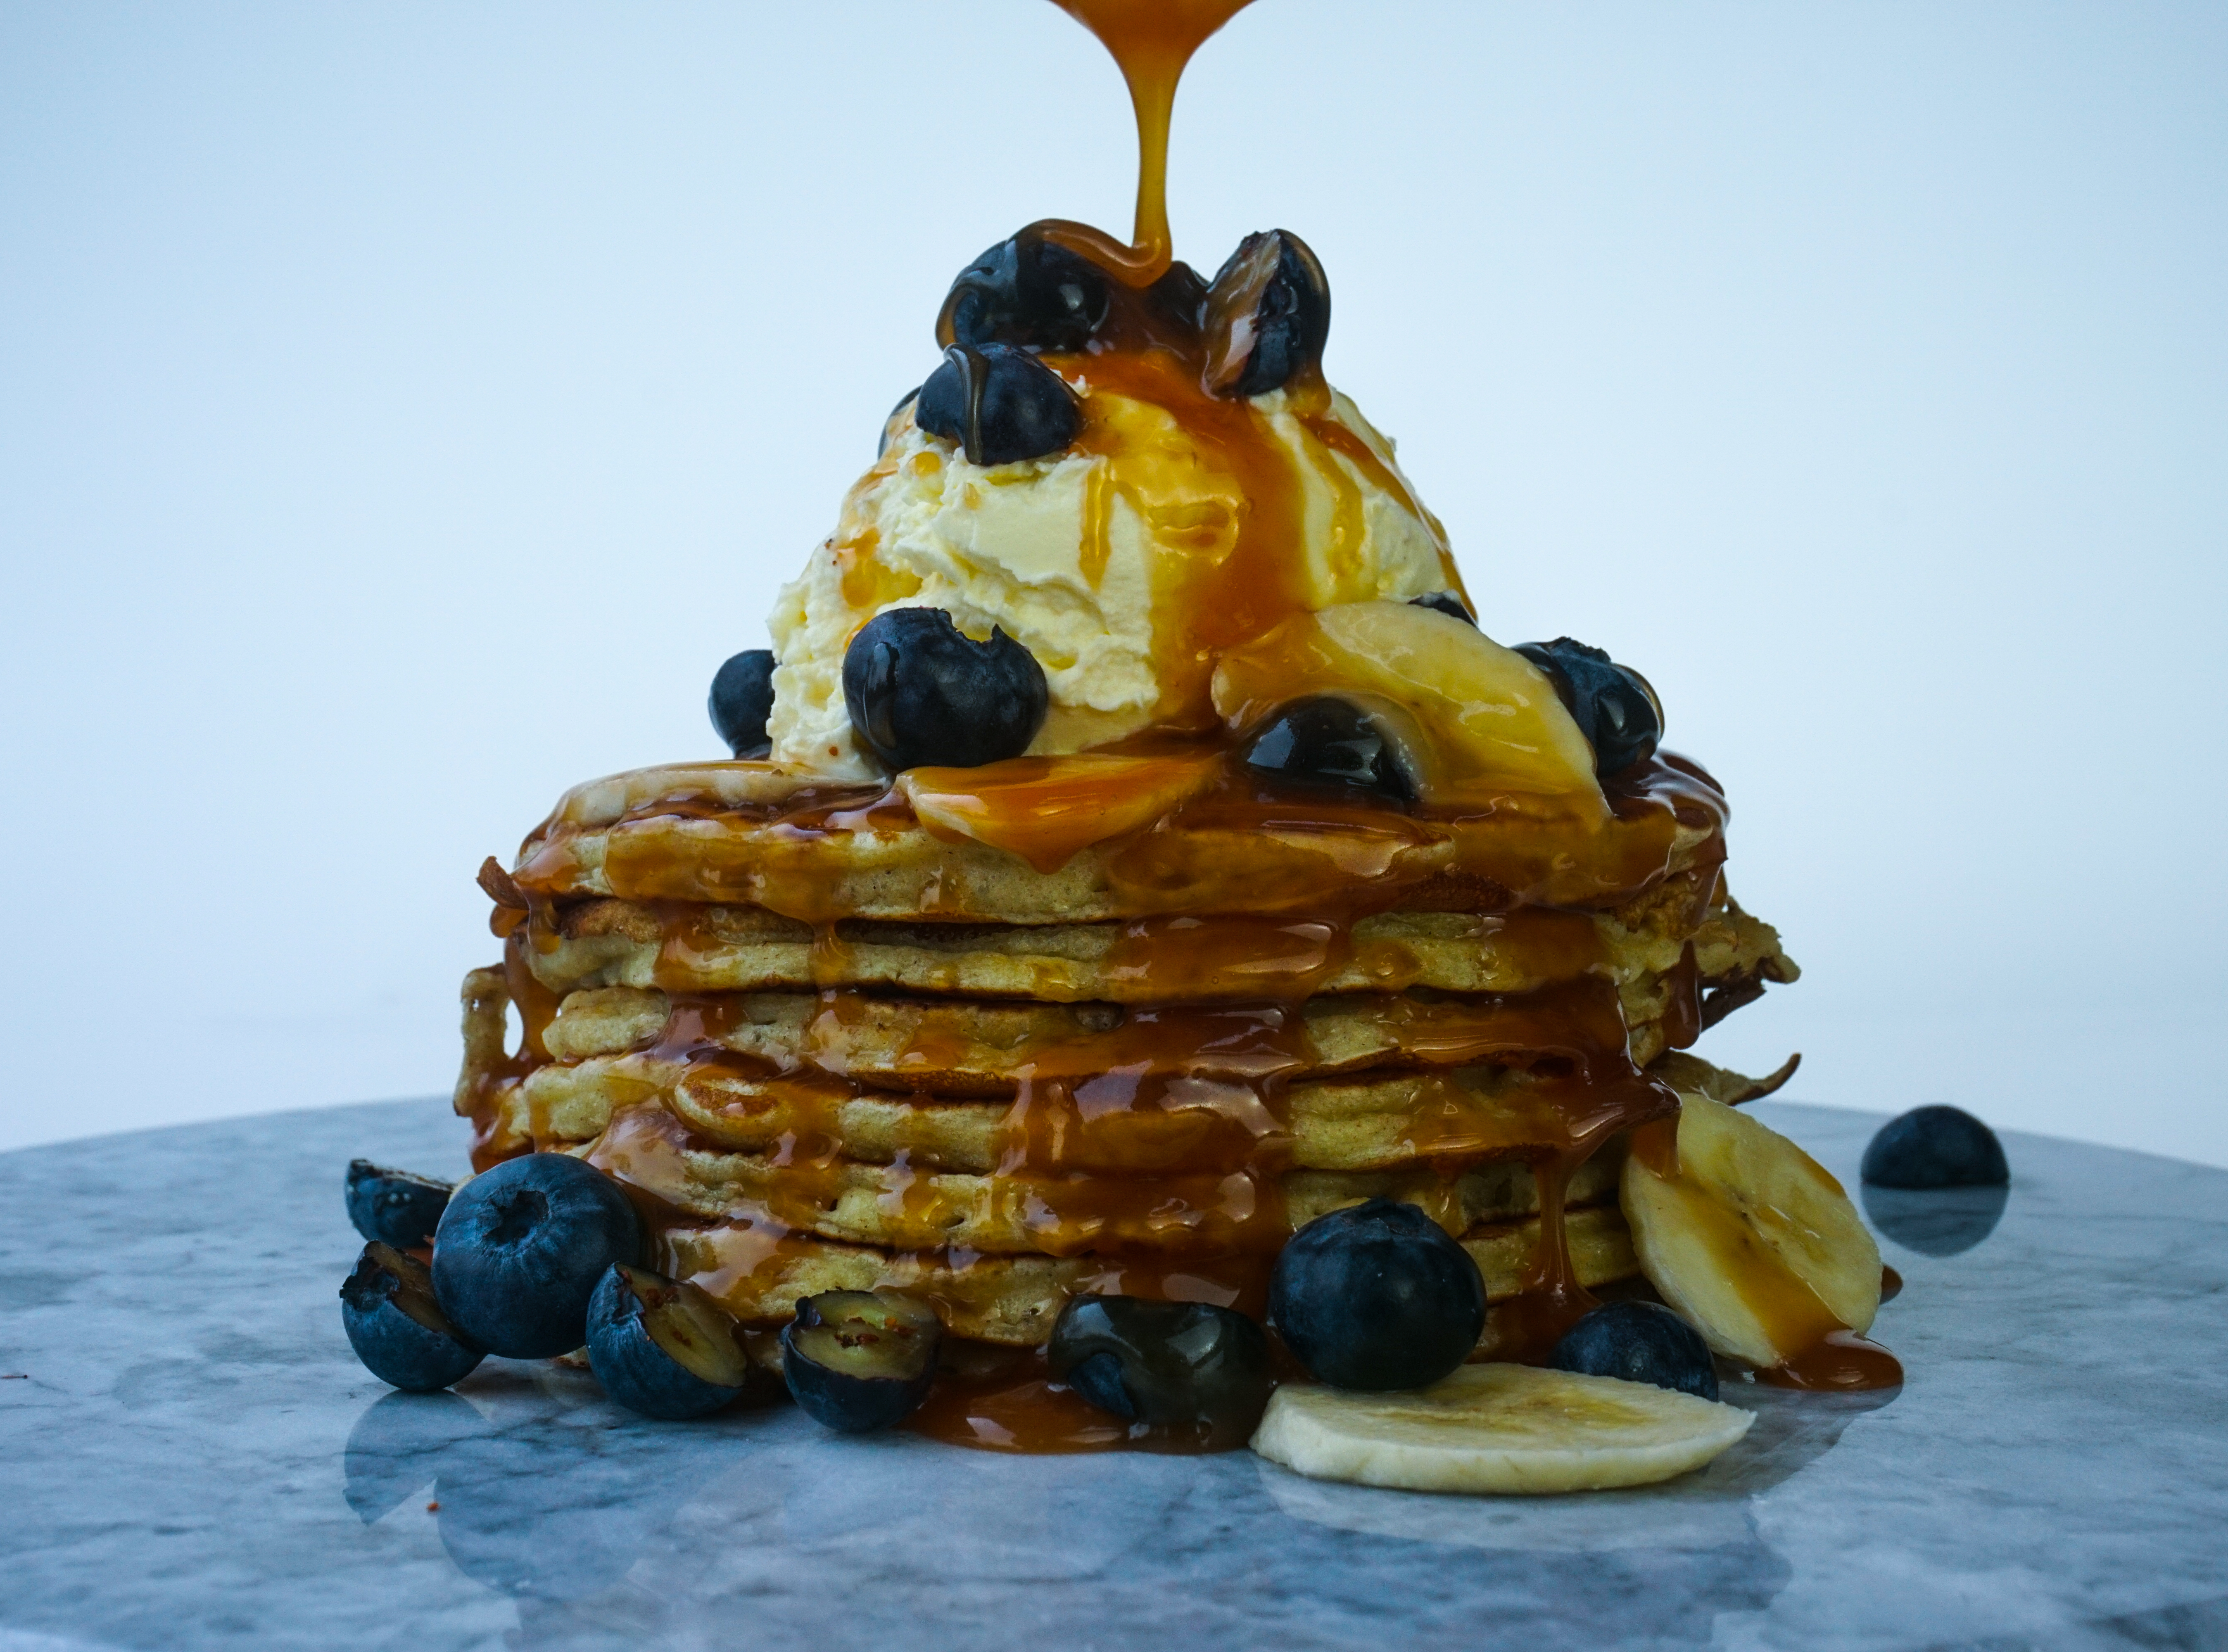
[765,375,1459,779]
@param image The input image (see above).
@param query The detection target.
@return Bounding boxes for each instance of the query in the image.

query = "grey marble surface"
[1,1099,2224,1652]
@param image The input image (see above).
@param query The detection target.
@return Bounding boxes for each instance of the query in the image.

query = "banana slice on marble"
[1620,1093,1881,1369]
[1249,1364,1753,1495]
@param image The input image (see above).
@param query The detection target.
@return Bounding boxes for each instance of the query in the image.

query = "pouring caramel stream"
[1047,0,1260,281]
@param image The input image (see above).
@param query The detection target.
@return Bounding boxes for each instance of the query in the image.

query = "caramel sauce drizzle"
[1045,0,1260,283]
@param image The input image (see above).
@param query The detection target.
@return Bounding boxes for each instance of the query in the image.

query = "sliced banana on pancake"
[1620,1093,1881,1369]
[1249,1364,1753,1494]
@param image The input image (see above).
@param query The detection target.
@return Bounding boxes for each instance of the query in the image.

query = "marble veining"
[2,1099,2225,1651]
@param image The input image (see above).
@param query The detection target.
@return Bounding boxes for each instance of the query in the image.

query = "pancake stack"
[456,748,1797,1358]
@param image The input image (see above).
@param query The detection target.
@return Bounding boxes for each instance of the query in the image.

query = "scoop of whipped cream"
[765,367,1461,779]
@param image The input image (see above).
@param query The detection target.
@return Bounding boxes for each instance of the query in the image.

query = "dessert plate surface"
[0,1099,2222,1652]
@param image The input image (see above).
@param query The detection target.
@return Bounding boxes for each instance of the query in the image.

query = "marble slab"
[1,1097,2224,1652]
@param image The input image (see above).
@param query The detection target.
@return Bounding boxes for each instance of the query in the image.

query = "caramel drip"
[1065,350,1315,726]
[910,1345,1134,1453]
[501,927,561,1066]
[909,1340,1273,1453]
[1045,0,1260,281]
[1660,941,1703,1051]
[1628,1115,1680,1179]
[1296,409,1457,586]
[456,926,566,1169]
[1473,1065,1681,1362]
[1758,1331,1905,1392]
[1104,914,1354,1001]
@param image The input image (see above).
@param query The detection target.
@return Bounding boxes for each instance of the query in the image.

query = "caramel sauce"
[1062,348,1319,728]
[901,747,1225,873]
[1045,0,1260,281]
[1758,1330,1905,1393]
[910,1346,1135,1453]
[1660,941,1703,1051]
[909,1341,1262,1453]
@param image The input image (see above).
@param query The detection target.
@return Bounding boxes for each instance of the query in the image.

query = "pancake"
[656,1203,1642,1345]
[568,1094,1627,1256]
[541,977,1651,1087]
[456,742,1797,1368]
[499,863,1787,1007]
[501,753,1726,923]
[511,1045,1642,1175]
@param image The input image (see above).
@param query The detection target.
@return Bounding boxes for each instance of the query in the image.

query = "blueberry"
[780,1290,943,1433]
[431,1154,643,1360]
[1512,637,1663,776]
[1409,591,1476,625]
[878,385,921,457]
[344,1159,453,1250]
[914,343,1081,467]
[342,1242,486,1393]
[1861,1106,2009,1190]
[1203,229,1332,397]
[708,648,777,759]
[937,231,1109,353]
[1143,258,1209,337]
[1548,1300,1718,1400]
[1047,1295,1272,1449]
[841,606,1048,771]
[1270,1198,1486,1391]
[585,1263,755,1420]
[1242,696,1416,803]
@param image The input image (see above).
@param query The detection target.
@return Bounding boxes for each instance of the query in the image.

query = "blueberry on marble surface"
[1203,229,1331,397]
[1270,1198,1486,1391]
[939,232,1110,354]
[914,343,1081,466]
[1048,1295,1272,1449]
[1549,1300,1719,1400]
[708,648,777,759]
[1409,591,1475,625]
[841,606,1048,772]
[342,1242,485,1393]
[1512,637,1663,776]
[344,1159,453,1250]
[1862,1106,2009,1190]
[780,1290,942,1433]
[431,1154,642,1361]
[585,1263,755,1420]
[1242,696,1416,803]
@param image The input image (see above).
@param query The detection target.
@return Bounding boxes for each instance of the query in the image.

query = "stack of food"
[326,0,1935,1497]
[439,212,1864,1440]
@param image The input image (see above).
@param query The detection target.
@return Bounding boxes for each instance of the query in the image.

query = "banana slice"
[1620,1094,1881,1369]
[1249,1364,1754,1495]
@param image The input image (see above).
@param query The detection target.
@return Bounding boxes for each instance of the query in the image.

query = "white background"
[2,2,2221,1165]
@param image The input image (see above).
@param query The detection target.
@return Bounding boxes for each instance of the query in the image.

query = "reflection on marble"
[1862,1180,2009,1256]
[2,1099,2226,1650]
